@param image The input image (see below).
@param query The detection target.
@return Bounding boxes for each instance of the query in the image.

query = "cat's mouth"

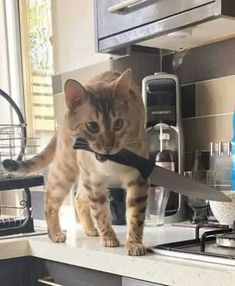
[95,153,107,162]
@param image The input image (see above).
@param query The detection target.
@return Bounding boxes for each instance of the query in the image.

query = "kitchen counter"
[0,224,235,286]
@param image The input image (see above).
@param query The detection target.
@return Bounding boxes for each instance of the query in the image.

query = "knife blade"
[73,138,231,202]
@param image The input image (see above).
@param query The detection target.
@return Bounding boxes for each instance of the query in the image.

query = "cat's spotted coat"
[4,69,148,255]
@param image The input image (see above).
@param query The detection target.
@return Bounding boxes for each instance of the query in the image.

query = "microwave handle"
[108,0,156,14]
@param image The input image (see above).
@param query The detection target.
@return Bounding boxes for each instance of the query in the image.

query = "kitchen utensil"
[209,141,232,191]
[73,138,231,202]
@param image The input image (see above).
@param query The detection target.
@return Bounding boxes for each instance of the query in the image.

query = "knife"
[73,138,231,202]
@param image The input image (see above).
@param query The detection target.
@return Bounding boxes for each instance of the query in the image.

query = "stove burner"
[195,223,233,252]
[216,232,235,248]
[152,222,235,265]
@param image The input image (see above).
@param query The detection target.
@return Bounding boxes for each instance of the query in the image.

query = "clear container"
[184,170,209,224]
[209,141,232,191]
[145,186,169,226]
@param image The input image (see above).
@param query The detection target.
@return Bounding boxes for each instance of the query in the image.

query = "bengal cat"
[3,69,148,256]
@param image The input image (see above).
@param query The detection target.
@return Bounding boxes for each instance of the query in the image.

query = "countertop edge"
[1,226,235,286]
[27,236,235,286]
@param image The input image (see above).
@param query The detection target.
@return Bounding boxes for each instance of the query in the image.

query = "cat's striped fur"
[4,69,148,255]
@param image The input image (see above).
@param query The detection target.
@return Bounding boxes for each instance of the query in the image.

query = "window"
[0,0,55,157]
[19,0,55,152]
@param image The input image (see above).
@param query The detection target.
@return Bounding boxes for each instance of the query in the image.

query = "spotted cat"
[3,69,148,256]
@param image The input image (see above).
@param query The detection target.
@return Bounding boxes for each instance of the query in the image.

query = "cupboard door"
[96,0,214,39]
[0,257,33,286]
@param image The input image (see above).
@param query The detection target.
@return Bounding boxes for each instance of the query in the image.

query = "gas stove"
[152,223,235,266]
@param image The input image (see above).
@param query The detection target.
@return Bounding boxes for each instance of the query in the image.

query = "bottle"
[231,111,235,191]
[154,131,174,221]
[192,149,206,181]
[155,133,175,172]
[192,149,204,172]
[189,149,208,224]
[209,142,219,171]
[145,129,173,226]
[190,149,205,186]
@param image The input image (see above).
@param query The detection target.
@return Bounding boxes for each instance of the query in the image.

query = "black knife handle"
[73,138,155,179]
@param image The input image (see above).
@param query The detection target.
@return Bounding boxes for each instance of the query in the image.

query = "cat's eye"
[113,118,124,131]
[86,122,99,133]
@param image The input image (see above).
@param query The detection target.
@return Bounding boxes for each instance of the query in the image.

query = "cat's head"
[64,69,144,155]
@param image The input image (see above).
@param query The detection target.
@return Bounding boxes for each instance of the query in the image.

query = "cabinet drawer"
[38,277,64,286]
[122,277,165,286]
[42,260,121,286]
[96,0,214,39]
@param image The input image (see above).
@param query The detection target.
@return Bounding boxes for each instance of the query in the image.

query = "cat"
[3,69,148,256]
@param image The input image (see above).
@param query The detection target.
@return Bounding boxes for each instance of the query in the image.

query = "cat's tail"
[3,134,57,175]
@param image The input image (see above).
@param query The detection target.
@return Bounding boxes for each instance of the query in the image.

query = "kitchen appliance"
[152,223,235,266]
[0,89,44,237]
[142,72,184,222]
[96,0,235,54]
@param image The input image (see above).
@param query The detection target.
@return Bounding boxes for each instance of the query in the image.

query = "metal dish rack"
[0,89,44,236]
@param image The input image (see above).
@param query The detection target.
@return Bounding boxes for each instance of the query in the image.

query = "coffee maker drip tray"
[151,223,235,266]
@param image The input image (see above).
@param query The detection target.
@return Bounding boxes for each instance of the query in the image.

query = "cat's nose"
[104,145,113,153]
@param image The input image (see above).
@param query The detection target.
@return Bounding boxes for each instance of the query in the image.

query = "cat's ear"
[64,79,86,110]
[114,69,132,95]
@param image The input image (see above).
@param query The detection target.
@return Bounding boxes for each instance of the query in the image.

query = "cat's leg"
[83,179,119,247]
[45,166,76,243]
[75,194,98,236]
[125,176,148,256]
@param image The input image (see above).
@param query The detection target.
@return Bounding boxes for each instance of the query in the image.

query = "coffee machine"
[142,72,184,222]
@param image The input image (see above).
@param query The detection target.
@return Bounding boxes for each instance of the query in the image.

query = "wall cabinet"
[95,0,235,54]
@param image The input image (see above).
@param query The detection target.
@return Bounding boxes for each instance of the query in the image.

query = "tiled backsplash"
[182,75,235,152]
[110,39,235,171]
[163,38,235,170]
[52,39,235,172]
[163,37,235,84]
[181,73,235,170]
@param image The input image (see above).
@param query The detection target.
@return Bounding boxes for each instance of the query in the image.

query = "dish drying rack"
[0,89,44,236]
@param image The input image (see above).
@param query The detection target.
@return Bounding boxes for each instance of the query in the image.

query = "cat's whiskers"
[124,138,146,144]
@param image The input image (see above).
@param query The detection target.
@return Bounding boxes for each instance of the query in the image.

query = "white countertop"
[0,224,235,286]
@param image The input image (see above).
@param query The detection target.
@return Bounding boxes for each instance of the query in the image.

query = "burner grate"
[152,223,235,265]
[195,223,233,251]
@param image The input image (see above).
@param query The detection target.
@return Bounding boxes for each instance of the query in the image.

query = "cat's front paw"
[49,231,67,243]
[127,241,146,256]
[85,227,99,236]
[101,236,119,247]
